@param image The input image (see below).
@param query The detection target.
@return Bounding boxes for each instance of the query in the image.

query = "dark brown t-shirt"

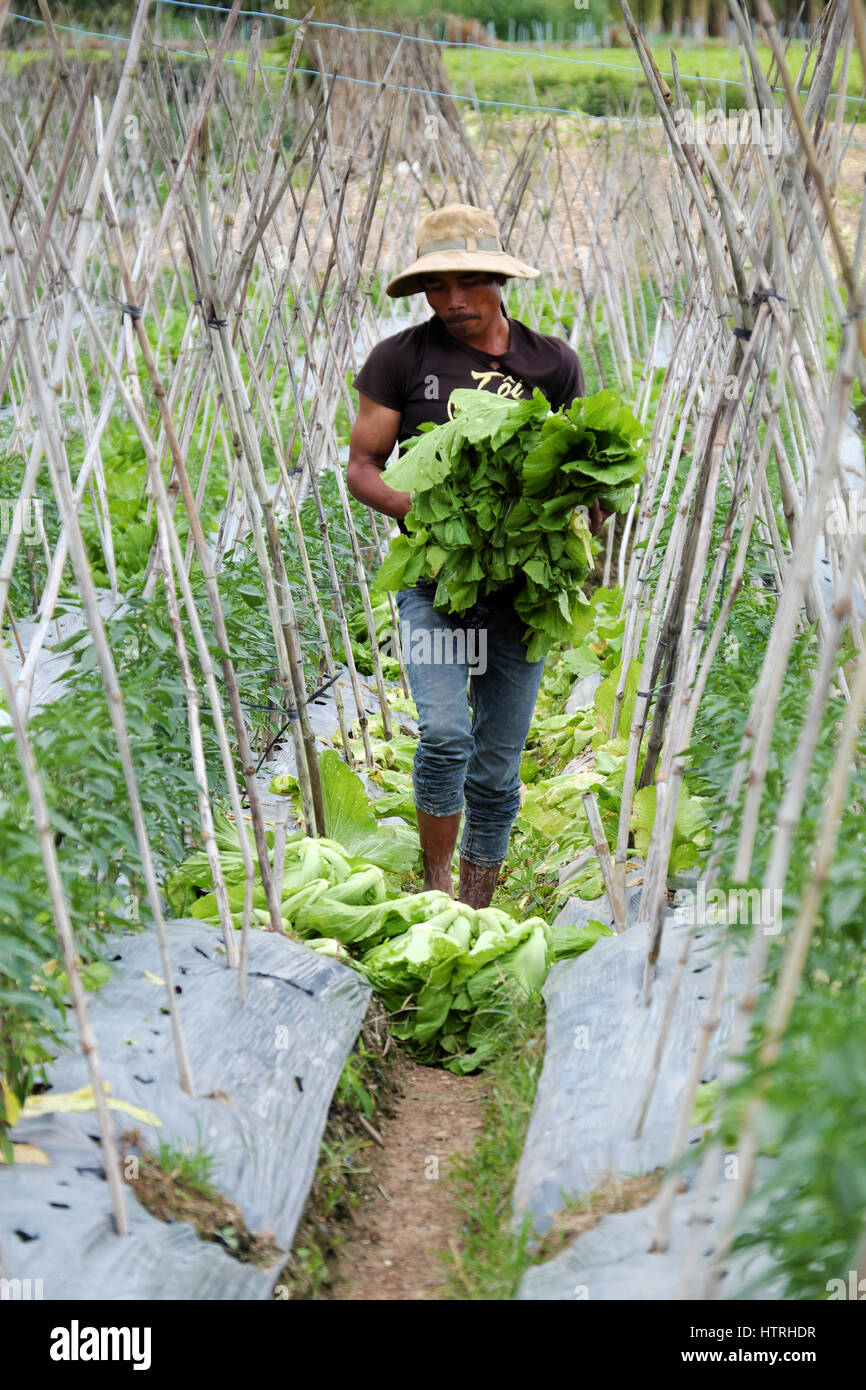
[353,305,586,593]
[353,304,585,448]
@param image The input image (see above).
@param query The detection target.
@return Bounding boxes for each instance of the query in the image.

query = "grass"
[439,994,547,1299]
[442,40,866,123]
[6,27,862,127]
[439,992,664,1298]
[154,1137,220,1199]
[120,1129,283,1265]
[0,47,116,76]
[279,979,659,1301]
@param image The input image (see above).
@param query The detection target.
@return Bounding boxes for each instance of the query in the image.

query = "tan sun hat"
[385,203,540,298]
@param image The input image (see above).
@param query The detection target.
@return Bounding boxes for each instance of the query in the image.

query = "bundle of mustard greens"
[164,795,611,1074]
[372,388,645,659]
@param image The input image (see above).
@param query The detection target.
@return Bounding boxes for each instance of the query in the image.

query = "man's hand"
[588,498,612,536]
[347,394,412,520]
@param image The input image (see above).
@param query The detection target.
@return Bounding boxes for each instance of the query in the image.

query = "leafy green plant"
[683,557,866,1297]
[83,425,154,589]
[155,1136,220,1199]
[0,600,210,1148]
[335,1053,376,1119]
[728,1003,866,1299]
[373,388,645,658]
[169,800,554,1071]
[0,453,63,617]
[316,749,417,871]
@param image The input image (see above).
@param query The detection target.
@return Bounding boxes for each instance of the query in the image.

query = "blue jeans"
[395,582,545,867]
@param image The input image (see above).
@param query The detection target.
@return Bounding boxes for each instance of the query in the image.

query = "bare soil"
[534,1171,664,1263]
[331,1060,487,1301]
[119,1128,282,1268]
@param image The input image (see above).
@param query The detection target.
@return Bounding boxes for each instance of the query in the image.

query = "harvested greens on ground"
[372,387,645,659]
[165,766,611,1073]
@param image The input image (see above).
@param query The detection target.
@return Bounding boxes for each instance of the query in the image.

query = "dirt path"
[332,1060,487,1300]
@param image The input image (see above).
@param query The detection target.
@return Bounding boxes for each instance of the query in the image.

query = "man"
[347,204,605,909]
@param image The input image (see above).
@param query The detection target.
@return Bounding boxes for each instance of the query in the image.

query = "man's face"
[420,271,506,339]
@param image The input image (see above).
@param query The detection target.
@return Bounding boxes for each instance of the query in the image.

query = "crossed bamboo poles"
[0,0,863,1280]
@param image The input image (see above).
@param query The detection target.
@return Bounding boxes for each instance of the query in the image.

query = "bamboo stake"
[581,791,625,934]
[0,640,129,1234]
[190,116,325,837]
[706,629,866,1296]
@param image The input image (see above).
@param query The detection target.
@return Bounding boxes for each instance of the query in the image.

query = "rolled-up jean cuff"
[413,792,465,819]
[458,848,505,869]
[458,828,510,867]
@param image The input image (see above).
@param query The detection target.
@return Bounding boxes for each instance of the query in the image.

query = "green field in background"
[1,29,863,127]
[442,39,866,122]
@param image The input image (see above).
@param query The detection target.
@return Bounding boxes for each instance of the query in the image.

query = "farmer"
[347,203,605,908]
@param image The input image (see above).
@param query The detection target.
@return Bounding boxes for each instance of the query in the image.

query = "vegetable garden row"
[1,0,866,1300]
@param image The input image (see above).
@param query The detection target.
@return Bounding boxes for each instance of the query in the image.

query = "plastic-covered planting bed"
[510,897,782,1299]
[0,922,370,1299]
[5,597,120,714]
[1,582,394,1298]
[516,1167,783,1301]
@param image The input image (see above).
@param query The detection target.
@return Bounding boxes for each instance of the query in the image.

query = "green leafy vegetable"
[372,388,644,660]
[547,916,615,963]
[317,749,418,872]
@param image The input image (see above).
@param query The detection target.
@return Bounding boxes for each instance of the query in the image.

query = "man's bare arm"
[588,498,612,535]
[349,392,609,533]
[346,394,412,520]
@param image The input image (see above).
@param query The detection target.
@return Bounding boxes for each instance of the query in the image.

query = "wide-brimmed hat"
[385,204,540,298]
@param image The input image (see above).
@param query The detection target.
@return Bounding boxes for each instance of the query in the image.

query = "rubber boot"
[416,809,462,896]
[458,856,503,910]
